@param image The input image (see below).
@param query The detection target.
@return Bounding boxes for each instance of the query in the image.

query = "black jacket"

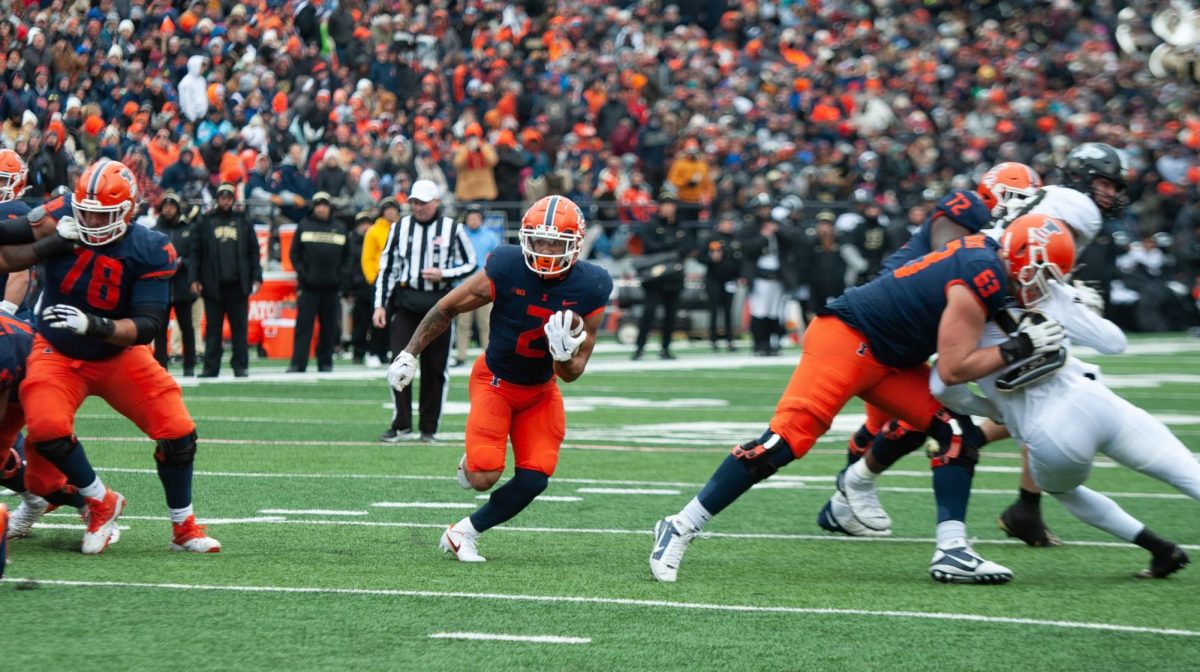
[191,207,262,300]
[291,215,350,291]
[155,213,197,303]
[639,216,695,292]
[700,230,743,285]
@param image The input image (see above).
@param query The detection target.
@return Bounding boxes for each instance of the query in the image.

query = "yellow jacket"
[666,156,716,204]
[362,218,393,284]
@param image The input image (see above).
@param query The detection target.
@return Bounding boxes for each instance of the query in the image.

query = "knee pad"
[34,436,77,460]
[869,420,928,468]
[155,431,198,467]
[731,430,794,480]
[1,447,18,480]
[925,410,981,475]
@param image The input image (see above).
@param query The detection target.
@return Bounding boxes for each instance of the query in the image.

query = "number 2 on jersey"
[516,305,555,358]
[60,250,123,311]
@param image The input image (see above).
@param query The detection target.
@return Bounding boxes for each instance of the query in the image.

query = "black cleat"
[1137,546,1189,579]
[998,501,1062,547]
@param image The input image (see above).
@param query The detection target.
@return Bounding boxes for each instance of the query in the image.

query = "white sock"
[78,477,106,501]
[454,516,480,538]
[1049,486,1143,542]
[676,497,712,533]
[847,459,878,487]
[936,520,967,547]
[169,505,194,524]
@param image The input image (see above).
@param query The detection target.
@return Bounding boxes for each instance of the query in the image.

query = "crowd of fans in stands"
[1,0,1198,337]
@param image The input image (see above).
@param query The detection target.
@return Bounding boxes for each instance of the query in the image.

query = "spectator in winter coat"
[452,123,498,203]
[178,55,208,123]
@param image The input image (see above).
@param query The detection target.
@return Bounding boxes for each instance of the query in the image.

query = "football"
[566,310,584,333]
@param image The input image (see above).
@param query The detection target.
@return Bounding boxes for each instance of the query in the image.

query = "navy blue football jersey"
[0,314,32,402]
[38,225,176,361]
[881,190,992,274]
[826,234,1011,369]
[0,198,31,298]
[485,244,613,385]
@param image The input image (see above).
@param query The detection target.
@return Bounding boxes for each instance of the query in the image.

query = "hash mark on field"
[475,495,583,502]
[428,632,591,644]
[9,578,1196,638]
[576,488,681,495]
[371,502,476,509]
[259,509,368,516]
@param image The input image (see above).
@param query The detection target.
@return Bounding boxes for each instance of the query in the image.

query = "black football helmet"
[1061,142,1129,216]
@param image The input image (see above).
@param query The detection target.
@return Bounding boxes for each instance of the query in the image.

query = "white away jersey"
[1010,185,1103,248]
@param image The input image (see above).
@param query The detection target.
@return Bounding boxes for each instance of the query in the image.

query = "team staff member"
[152,191,198,375]
[191,183,262,378]
[360,197,401,368]
[373,179,476,442]
[288,191,350,373]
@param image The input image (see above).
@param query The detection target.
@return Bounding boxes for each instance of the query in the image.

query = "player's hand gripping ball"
[544,310,585,362]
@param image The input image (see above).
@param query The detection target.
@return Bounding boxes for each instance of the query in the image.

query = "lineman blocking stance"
[387,196,612,561]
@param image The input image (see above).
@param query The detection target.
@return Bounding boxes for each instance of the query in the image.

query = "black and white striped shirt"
[374,214,477,309]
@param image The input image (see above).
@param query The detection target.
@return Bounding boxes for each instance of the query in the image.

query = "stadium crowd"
[1,0,1198,357]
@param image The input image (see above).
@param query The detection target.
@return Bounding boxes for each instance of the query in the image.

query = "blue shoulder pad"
[933,190,992,234]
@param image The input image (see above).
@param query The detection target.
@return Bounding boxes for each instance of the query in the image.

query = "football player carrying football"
[18,159,219,555]
[387,196,612,562]
[650,216,1076,584]
[932,214,1193,579]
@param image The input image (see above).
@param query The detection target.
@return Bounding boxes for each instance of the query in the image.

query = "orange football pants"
[20,335,195,444]
[769,316,942,458]
[1,403,68,496]
[465,356,566,477]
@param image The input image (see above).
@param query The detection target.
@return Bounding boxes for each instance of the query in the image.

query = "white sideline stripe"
[428,632,591,644]
[259,509,368,516]
[28,523,132,531]
[90,467,1191,501]
[576,488,681,495]
[5,578,1195,638]
[475,495,583,502]
[42,513,1200,551]
[371,502,477,509]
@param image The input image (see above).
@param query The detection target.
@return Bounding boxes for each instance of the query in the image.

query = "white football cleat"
[929,539,1013,584]
[649,516,699,582]
[836,467,892,532]
[170,515,222,552]
[81,489,125,555]
[364,354,383,369]
[455,455,472,490]
[6,495,49,539]
[817,491,892,537]
[440,523,486,562]
[0,487,15,496]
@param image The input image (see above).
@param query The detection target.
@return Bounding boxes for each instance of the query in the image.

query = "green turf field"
[4,336,1199,671]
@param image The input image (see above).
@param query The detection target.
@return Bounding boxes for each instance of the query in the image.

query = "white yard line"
[575,488,681,495]
[39,514,1200,551]
[371,502,477,509]
[88,466,1191,500]
[258,509,368,516]
[3,578,1195,638]
[475,495,583,502]
[428,632,590,644]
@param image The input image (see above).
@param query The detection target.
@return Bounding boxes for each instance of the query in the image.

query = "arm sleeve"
[441,222,478,281]
[374,222,398,309]
[929,366,1003,422]
[1049,282,1127,354]
[128,302,167,345]
[0,218,34,245]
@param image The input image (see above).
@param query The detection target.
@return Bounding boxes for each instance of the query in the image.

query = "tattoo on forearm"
[405,306,453,354]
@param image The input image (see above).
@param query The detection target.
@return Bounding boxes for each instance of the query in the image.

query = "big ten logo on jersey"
[892,235,988,279]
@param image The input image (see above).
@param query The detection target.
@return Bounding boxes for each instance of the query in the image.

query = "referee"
[372,180,477,442]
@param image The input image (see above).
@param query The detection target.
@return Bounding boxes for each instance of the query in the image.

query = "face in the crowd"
[658,200,677,220]
[409,197,439,221]
[313,202,331,219]
[1090,176,1119,212]
[161,201,179,219]
[716,216,735,234]
[382,205,400,222]
[217,192,234,210]
[465,212,483,230]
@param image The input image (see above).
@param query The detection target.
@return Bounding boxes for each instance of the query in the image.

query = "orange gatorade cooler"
[261,318,318,360]
[254,224,270,269]
[247,271,298,344]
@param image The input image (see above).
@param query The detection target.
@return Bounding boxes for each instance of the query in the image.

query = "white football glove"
[1072,280,1104,315]
[56,215,80,241]
[387,351,418,391]
[0,300,17,315]
[41,303,119,339]
[543,310,586,362]
[1017,314,1066,356]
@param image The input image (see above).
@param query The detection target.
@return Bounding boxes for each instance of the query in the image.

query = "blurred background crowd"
[2,0,1199,360]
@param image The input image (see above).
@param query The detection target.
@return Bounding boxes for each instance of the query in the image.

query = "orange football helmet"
[1000,214,1076,306]
[0,149,28,203]
[73,159,138,246]
[519,195,586,276]
[978,162,1041,216]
